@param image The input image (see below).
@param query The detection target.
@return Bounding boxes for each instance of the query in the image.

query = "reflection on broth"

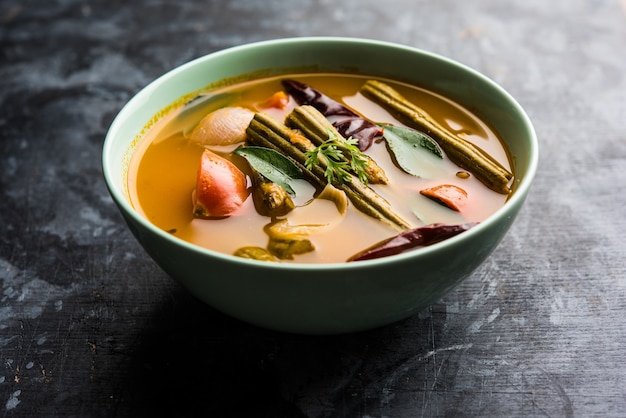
[128,74,512,264]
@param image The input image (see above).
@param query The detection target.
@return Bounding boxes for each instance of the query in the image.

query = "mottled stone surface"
[1,0,625,416]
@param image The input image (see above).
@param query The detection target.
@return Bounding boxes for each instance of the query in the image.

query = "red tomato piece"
[259,91,290,109]
[193,150,249,218]
[419,184,468,212]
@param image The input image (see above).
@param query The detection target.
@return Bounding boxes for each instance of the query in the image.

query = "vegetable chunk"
[192,150,249,218]
[420,184,468,212]
[189,107,254,147]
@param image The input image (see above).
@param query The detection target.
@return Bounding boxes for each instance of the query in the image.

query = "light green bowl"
[102,37,537,334]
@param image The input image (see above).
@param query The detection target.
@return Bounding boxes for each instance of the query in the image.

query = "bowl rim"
[102,36,538,271]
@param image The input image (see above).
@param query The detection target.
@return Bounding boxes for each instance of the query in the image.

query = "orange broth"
[128,74,512,264]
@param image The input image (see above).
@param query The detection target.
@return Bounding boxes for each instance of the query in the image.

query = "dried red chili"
[282,79,383,151]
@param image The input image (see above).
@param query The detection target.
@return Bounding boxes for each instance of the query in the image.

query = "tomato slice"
[419,184,468,212]
[193,150,249,218]
[259,91,290,109]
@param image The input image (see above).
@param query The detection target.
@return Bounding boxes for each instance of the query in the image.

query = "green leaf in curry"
[382,124,445,178]
[234,146,304,195]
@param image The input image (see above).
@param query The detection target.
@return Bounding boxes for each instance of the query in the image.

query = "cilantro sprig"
[304,131,370,185]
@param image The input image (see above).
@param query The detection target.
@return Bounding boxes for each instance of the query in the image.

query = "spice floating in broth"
[282,79,383,151]
[348,222,477,262]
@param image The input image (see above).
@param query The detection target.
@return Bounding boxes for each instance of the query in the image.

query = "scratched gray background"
[1,0,625,416]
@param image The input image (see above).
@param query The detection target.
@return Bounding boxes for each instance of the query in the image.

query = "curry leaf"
[234,146,303,195]
[382,124,445,178]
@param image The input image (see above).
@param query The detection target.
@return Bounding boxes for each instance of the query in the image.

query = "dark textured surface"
[1,0,625,416]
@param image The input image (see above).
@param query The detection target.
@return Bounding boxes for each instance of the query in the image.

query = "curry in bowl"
[128,73,513,264]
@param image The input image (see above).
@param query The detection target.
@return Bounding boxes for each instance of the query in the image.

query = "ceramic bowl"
[102,37,538,334]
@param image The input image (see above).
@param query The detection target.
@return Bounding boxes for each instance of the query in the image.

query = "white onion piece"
[189,107,254,147]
